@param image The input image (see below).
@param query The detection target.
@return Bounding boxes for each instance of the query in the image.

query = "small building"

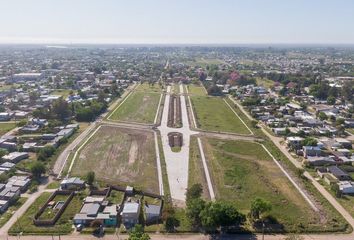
[6,176,31,192]
[338,181,354,194]
[121,202,140,228]
[272,127,287,136]
[2,152,29,163]
[287,137,304,150]
[327,166,351,181]
[145,204,161,224]
[303,146,322,158]
[0,200,9,213]
[60,177,85,190]
[102,205,118,226]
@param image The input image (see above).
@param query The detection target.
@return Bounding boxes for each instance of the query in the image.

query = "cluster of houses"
[233,83,354,196]
[0,175,31,212]
[59,179,163,230]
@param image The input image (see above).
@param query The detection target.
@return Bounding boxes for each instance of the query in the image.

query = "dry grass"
[71,126,159,193]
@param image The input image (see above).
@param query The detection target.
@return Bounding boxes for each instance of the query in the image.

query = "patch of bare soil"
[128,140,138,165]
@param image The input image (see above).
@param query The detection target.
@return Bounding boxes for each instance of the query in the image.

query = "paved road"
[54,121,97,177]
[158,85,198,203]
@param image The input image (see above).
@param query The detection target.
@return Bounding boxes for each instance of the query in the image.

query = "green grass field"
[109,91,161,123]
[0,122,16,136]
[71,126,159,193]
[136,82,163,93]
[256,77,274,89]
[347,128,354,135]
[202,138,347,232]
[187,84,207,96]
[51,89,75,98]
[9,192,82,235]
[190,96,251,134]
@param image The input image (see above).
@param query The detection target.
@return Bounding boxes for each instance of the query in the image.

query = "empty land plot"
[191,96,250,134]
[136,82,163,93]
[71,126,159,193]
[203,138,346,232]
[188,137,210,200]
[0,122,16,135]
[187,84,206,96]
[110,91,161,123]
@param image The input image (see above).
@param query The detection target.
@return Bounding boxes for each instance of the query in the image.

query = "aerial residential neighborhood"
[0,1,353,240]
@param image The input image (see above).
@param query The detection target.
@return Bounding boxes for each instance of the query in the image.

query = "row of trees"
[184,184,272,232]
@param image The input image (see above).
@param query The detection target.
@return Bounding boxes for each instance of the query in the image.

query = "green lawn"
[0,197,27,227]
[188,137,210,200]
[51,89,75,98]
[71,126,159,193]
[38,195,70,220]
[109,91,161,124]
[203,138,346,232]
[136,82,163,93]
[0,122,16,136]
[190,96,251,134]
[187,84,206,96]
[347,128,354,135]
[107,190,125,204]
[9,192,83,235]
[256,77,274,89]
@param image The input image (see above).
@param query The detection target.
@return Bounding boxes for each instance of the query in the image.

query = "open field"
[190,96,251,134]
[188,137,210,200]
[203,138,347,232]
[109,91,161,124]
[256,77,274,88]
[185,58,226,68]
[51,89,75,98]
[187,84,207,96]
[71,126,159,193]
[9,192,82,235]
[0,122,16,136]
[135,82,163,93]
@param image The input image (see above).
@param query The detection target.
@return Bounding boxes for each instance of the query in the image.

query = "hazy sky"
[0,0,354,44]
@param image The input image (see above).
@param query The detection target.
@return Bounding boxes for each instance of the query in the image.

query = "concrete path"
[158,85,197,202]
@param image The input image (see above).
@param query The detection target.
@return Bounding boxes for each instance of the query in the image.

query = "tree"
[128,224,150,240]
[186,198,205,228]
[302,137,317,147]
[327,96,336,105]
[52,98,71,121]
[250,198,272,220]
[37,145,56,161]
[186,183,203,202]
[200,201,245,231]
[318,112,327,121]
[30,162,46,179]
[86,171,95,185]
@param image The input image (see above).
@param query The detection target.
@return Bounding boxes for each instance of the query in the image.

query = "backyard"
[9,192,82,235]
[190,96,251,134]
[109,91,161,124]
[70,126,159,193]
[202,138,347,232]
